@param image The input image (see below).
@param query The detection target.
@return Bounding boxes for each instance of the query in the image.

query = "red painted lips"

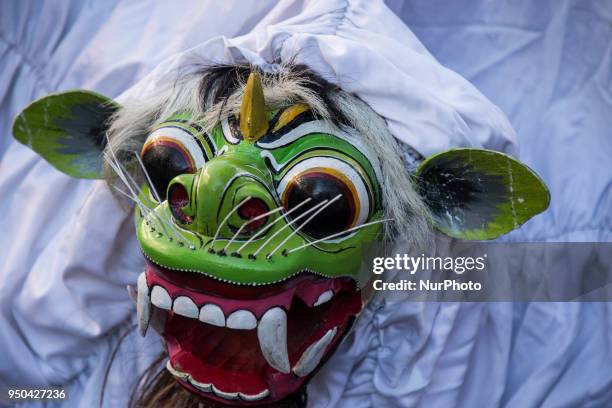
[138,261,362,405]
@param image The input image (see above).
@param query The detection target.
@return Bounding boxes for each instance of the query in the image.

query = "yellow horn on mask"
[240,72,269,142]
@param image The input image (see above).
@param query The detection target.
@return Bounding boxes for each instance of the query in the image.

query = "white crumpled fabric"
[0,0,610,407]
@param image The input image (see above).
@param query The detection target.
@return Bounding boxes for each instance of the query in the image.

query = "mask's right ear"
[12,90,120,179]
[414,148,550,240]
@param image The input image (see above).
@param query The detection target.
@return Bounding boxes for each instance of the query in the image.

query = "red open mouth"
[140,261,362,405]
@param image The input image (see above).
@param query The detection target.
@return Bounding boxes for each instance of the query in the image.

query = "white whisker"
[111,185,154,223]
[104,152,137,199]
[104,150,182,243]
[252,197,336,257]
[222,206,284,252]
[116,154,184,243]
[132,151,161,203]
[266,195,341,258]
[287,218,390,254]
[111,184,139,203]
[210,196,252,246]
[104,135,136,195]
[235,198,312,255]
[130,151,186,243]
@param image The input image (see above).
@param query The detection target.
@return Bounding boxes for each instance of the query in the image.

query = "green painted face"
[136,109,384,287]
[12,84,550,405]
[131,103,385,403]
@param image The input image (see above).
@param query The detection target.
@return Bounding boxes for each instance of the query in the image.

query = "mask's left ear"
[415,148,550,240]
[12,90,120,179]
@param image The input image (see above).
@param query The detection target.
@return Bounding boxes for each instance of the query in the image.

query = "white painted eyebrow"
[221,117,240,144]
[257,120,339,149]
[257,120,383,182]
[146,126,206,168]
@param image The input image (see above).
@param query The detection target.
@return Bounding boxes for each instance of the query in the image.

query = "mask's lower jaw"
[140,261,362,405]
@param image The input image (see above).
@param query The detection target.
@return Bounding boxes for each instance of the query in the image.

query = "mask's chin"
[142,260,362,405]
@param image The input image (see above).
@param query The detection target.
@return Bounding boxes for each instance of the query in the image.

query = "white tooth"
[239,389,270,401]
[151,286,172,310]
[199,304,226,327]
[212,384,238,400]
[137,272,151,336]
[166,360,188,379]
[189,378,212,393]
[257,307,290,374]
[293,327,337,377]
[173,296,198,318]
[313,290,334,306]
[226,310,257,330]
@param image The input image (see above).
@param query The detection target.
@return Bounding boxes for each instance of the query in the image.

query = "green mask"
[12,72,549,405]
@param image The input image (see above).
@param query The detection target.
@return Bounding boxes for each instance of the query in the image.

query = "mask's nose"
[166,154,276,239]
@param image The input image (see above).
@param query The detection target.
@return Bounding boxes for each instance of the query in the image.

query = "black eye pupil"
[141,144,194,200]
[285,172,355,239]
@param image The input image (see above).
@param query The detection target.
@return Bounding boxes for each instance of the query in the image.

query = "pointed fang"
[137,272,151,336]
[292,327,337,377]
[257,307,290,373]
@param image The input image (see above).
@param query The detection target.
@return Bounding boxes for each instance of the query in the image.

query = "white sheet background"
[0,1,610,407]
